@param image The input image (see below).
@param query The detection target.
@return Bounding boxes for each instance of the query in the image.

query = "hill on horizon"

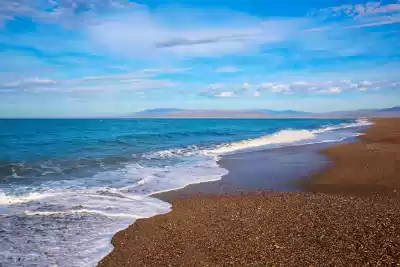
[128,107,400,118]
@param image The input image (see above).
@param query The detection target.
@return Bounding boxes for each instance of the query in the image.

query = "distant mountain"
[318,106,400,118]
[374,107,400,113]
[128,107,400,118]
[136,108,185,114]
[131,109,268,118]
[254,109,312,116]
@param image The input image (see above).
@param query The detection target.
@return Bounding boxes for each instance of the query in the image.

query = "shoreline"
[152,141,338,202]
[98,118,400,266]
[152,122,366,202]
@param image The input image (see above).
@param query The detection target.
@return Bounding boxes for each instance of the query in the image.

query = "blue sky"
[0,0,399,117]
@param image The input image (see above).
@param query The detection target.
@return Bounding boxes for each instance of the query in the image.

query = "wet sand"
[98,118,400,267]
[154,141,337,202]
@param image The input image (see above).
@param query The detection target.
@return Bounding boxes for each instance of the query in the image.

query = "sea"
[0,118,371,266]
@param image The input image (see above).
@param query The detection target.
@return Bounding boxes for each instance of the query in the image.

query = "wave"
[140,118,372,157]
[0,191,58,205]
[313,118,372,133]
[207,129,315,154]
[207,118,371,155]
[1,119,371,181]
[24,209,143,219]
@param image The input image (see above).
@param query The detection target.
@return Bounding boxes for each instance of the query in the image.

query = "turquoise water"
[0,118,370,266]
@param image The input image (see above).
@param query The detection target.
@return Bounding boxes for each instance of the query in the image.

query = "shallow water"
[0,118,371,266]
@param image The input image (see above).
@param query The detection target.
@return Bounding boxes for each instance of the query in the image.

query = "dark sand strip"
[98,118,400,267]
[154,141,344,202]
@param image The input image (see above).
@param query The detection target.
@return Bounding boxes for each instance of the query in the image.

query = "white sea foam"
[25,209,145,219]
[313,118,372,133]
[0,154,225,266]
[207,129,316,154]
[0,191,57,205]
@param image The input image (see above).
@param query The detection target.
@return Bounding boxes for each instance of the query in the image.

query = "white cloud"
[29,79,174,93]
[216,66,239,73]
[360,80,373,86]
[217,91,234,97]
[3,77,55,88]
[312,2,400,18]
[363,3,400,15]
[243,82,252,89]
[259,82,274,88]
[345,16,400,28]
[391,82,400,87]
[292,81,311,86]
[87,8,305,57]
[199,79,396,97]
[0,68,189,91]
[209,83,225,90]
[0,0,139,26]
[326,87,341,93]
[141,68,192,73]
[308,2,400,31]
[260,83,291,93]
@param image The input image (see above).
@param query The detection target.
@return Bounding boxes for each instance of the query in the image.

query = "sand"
[98,118,400,267]
[304,118,400,195]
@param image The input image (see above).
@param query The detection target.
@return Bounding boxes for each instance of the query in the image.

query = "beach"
[98,118,400,266]
[1,118,367,266]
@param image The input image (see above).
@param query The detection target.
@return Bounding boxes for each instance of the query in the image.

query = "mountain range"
[128,107,400,118]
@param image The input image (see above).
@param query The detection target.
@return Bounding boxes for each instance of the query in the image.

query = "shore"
[98,118,400,266]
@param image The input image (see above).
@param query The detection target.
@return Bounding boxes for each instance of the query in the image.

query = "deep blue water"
[0,118,370,266]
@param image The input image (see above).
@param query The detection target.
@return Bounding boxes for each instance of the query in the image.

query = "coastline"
[98,118,400,266]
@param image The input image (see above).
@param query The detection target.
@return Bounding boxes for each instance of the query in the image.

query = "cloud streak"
[0,67,189,92]
[311,1,400,18]
[200,79,399,97]
[29,79,175,93]
[216,66,239,73]
[87,9,307,57]
[0,0,139,26]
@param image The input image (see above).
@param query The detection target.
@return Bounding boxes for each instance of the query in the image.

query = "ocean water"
[0,118,371,266]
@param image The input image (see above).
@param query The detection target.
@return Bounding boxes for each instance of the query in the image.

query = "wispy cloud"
[0,67,190,93]
[87,8,307,57]
[29,79,175,93]
[215,66,239,73]
[324,87,341,93]
[200,79,398,97]
[216,91,234,97]
[3,77,56,88]
[310,1,400,18]
[308,1,400,30]
[208,83,225,90]
[344,16,400,28]
[0,0,139,26]
[0,67,191,90]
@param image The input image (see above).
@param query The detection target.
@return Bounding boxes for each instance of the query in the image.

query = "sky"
[0,0,399,117]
